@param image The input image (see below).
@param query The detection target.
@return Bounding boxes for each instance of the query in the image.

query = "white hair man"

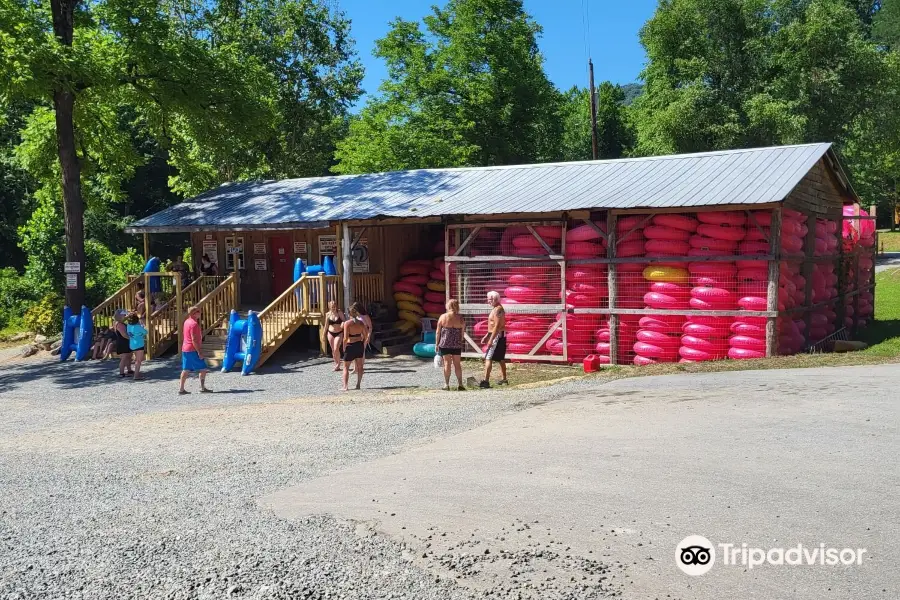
[479,291,508,388]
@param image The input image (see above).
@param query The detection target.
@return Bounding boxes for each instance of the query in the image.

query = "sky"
[338,0,659,104]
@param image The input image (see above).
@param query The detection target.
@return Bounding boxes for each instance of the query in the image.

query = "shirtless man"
[479,291,508,388]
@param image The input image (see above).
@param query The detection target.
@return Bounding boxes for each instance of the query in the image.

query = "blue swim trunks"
[182,351,209,372]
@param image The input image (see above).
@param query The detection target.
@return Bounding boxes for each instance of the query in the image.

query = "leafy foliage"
[23,294,63,336]
[558,83,634,162]
[333,0,561,173]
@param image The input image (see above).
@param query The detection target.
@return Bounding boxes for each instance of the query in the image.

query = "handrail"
[258,274,342,352]
[191,273,238,338]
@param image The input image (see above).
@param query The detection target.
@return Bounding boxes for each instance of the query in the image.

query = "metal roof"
[126,143,843,233]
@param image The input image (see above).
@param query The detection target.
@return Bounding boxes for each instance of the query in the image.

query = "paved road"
[875,252,900,272]
[266,364,900,600]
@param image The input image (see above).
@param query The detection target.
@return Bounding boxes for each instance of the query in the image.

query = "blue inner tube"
[413,342,436,358]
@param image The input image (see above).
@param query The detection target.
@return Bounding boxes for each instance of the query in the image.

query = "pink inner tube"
[617,215,646,232]
[636,330,680,348]
[618,262,646,272]
[512,235,548,250]
[474,320,489,336]
[688,248,731,258]
[697,211,748,226]
[633,342,676,360]
[638,317,681,333]
[696,223,747,242]
[616,240,645,257]
[652,214,698,232]
[595,329,611,342]
[566,292,601,307]
[429,269,445,281]
[506,330,542,345]
[595,342,611,354]
[644,292,689,309]
[737,296,767,311]
[736,260,767,270]
[424,291,444,303]
[730,335,766,351]
[689,297,730,310]
[679,346,722,361]
[690,286,735,303]
[566,241,604,256]
[546,339,564,354]
[644,226,691,241]
[782,236,803,253]
[566,268,605,282]
[505,286,544,302]
[680,335,720,353]
[689,236,738,252]
[534,226,563,240]
[567,222,605,242]
[689,262,738,275]
[633,355,658,366]
[683,322,729,337]
[691,275,734,289]
[737,268,768,282]
[738,241,770,255]
[507,342,535,354]
[644,239,691,254]
[727,347,765,360]
[401,274,429,285]
[649,282,689,296]
[423,302,444,314]
[399,263,431,276]
[570,282,608,295]
[507,274,531,285]
[393,281,424,296]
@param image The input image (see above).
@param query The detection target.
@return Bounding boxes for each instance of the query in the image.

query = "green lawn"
[877,230,900,253]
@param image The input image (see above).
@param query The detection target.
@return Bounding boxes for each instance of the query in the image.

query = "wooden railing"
[352,273,384,304]
[91,277,143,337]
[193,273,238,338]
[181,275,228,312]
[259,274,341,355]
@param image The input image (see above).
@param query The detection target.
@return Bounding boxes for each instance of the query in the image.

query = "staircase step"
[378,341,416,357]
[376,333,418,348]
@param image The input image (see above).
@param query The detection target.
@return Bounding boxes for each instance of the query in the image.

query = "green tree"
[632,0,882,155]
[333,0,561,174]
[558,83,634,162]
[874,0,900,48]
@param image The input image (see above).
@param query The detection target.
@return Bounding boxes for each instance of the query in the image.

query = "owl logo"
[676,535,716,575]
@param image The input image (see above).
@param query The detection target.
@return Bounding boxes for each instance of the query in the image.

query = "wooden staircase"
[201,316,233,369]
[370,320,417,355]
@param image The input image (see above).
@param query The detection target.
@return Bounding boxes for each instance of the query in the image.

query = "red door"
[269,236,293,297]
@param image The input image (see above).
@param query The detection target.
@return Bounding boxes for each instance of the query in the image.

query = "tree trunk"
[51,0,85,308]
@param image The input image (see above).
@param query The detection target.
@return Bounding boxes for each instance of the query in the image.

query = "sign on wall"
[64,262,81,273]
[319,235,337,257]
[293,241,307,254]
[254,259,267,271]
[352,238,369,273]
[253,243,266,255]
[201,240,218,268]
[66,273,78,289]
[225,236,245,270]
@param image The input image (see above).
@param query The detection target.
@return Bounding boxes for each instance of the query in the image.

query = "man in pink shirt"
[180,306,211,394]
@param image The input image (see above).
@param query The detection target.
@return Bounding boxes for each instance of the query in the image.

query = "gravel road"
[0,353,606,599]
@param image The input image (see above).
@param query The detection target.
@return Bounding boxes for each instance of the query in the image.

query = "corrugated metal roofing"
[126,143,840,232]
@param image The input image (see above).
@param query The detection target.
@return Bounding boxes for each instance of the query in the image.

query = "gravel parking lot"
[0,353,597,599]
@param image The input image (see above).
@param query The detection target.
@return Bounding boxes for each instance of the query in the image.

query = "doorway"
[269,236,293,298]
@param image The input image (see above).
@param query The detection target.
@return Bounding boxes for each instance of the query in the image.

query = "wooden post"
[175,274,183,358]
[607,212,618,365]
[144,272,152,359]
[560,221,568,363]
[318,272,327,315]
[765,207,782,357]
[335,223,343,277]
[143,233,149,262]
[802,210,816,343]
[342,223,352,310]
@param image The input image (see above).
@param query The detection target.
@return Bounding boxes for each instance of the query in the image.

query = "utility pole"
[588,59,599,160]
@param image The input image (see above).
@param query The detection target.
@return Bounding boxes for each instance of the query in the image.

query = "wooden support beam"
[570,308,780,318]
[583,219,608,242]
[453,226,483,257]
[611,202,780,216]
[607,212,618,365]
[526,225,555,255]
[766,207,782,357]
[143,233,150,262]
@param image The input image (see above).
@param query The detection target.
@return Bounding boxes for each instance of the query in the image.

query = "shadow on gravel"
[0,357,186,394]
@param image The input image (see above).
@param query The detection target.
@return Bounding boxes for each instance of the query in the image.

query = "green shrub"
[23,294,63,336]
[85,241,145,307]
[0,267,39,330]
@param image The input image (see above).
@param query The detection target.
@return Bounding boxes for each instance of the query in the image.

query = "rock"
[9,332,31,342]
[20,344,39,358]
[34,334,48,344]
[50,346,61,356]
[50,340,63,351]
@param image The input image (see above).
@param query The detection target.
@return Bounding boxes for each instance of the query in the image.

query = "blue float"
[413,342,437,358]
[221,309,263,375]
[142,257,161,293]
[323,255,337,275]
[60,305,93,362]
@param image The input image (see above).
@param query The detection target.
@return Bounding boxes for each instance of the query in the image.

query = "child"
[125,312,148,381]
[91,327,117,360]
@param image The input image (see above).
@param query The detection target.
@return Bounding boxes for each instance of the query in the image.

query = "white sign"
[64,262,81,273]
[278,247,285,255]
[319,235,337,257]
[201,240,218,267]
[66,273,78,289]
[253,243,266,255]
[228,247,241,254]
[205,234,213,240]
[254,259,267,271]
[293,241,307,254]
[352,237,369,273]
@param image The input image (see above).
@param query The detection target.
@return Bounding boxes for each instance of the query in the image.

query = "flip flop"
[178,390,190,395]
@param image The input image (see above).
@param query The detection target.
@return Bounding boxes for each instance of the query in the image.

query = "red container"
[583,354,601,373]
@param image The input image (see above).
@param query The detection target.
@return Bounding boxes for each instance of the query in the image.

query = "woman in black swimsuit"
[324,300,345,371]
[113,310,133,377]
[341,304,367,391]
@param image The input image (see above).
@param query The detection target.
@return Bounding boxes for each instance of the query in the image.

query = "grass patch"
[877,230,900,253]
[476,269,900,387]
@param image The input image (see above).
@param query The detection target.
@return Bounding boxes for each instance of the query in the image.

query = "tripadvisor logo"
[676,536,867,576]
